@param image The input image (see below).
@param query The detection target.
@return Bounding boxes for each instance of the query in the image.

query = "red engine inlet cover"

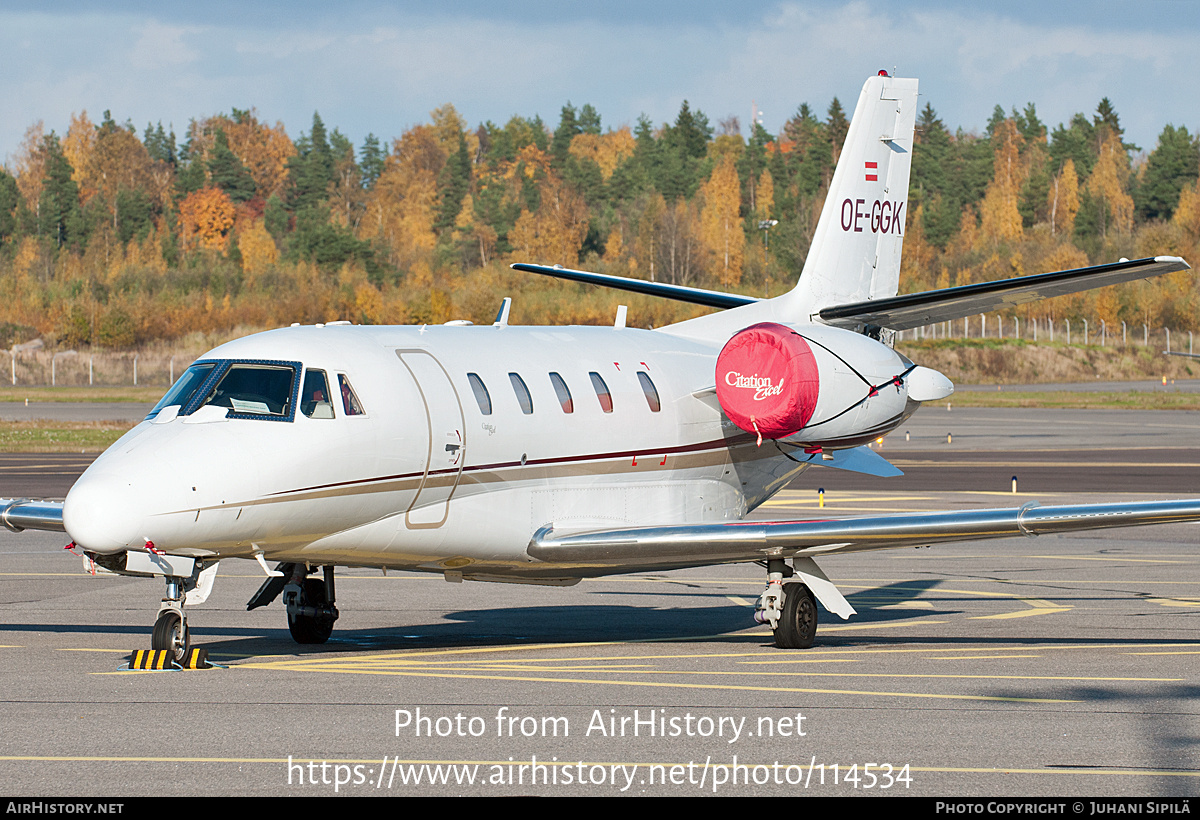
[716,322,820,440]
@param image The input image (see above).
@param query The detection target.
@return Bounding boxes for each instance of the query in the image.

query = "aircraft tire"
[151,610,189,662]
[287,579,335,644]
[774,583,817,649]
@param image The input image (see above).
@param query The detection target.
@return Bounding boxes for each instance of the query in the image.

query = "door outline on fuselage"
[394,349,466,529]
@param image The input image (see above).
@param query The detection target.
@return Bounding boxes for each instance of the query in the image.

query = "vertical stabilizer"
[660,73,919,343]
[780,74,919,321]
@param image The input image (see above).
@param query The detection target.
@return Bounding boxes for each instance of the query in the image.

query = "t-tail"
[511,71,1187,342]
[780,73,918,320]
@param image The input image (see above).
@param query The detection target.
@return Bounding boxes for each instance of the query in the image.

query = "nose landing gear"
[151,576,190,662]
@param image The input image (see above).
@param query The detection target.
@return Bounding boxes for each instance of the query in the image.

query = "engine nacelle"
[715,322,952,448]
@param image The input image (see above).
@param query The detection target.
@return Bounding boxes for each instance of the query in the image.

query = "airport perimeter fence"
[0,320,1195,387]
[898,317,1195,353]
[1,349,199,388]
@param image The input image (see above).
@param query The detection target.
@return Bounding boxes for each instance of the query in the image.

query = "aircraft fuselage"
[62,322,917,580]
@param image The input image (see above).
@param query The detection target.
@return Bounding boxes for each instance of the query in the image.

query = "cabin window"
[549,372,573,413]
[338,374,365,416]
[589,372,613,413]
[301,369,334,418]
[148,362,217,419]
[509,373,533,414]
[638,372,661,413]
[467,373,492,415]
[199,363,297,418]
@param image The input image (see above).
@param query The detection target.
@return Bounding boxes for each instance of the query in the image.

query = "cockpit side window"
[301,369,334,418]
[147,362,217,419]
[338,374,365,416]
[198,363,298,419]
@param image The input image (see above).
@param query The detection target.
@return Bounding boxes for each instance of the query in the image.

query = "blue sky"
[2,1,1198,163]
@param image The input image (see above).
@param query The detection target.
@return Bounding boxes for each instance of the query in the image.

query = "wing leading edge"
[0,499,65,533]
[510,263,758,310]
[528,497,1200,570]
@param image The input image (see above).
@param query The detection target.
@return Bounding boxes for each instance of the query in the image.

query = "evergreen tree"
[143,122,177,167]
[0,168,18,243]
[264,194,289,240]
[207,129,256,203]
[288,112,335,212]
[551,103,581,168]
[435,130,472,234]
[825,98,849,160]
[1136,125,1200,221]
[578,104,601,136]
[175,120,207,197]
[359,134,386,191]
[37,133,81,249]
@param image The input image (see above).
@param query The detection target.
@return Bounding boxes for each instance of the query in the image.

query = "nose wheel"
[151,608,189,662]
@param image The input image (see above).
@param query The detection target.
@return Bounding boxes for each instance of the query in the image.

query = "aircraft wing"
[529,497,1200,571]
[0,499,65,533]
[818,256,1190,331]
[510,263,758,310]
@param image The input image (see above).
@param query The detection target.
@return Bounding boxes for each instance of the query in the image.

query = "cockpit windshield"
[197,364,297,418]
[147,363,217,419]
[146,360,301,421]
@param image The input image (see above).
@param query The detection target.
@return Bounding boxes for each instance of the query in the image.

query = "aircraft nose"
[63,472,143,553]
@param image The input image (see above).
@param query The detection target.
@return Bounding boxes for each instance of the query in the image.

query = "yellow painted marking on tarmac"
[808,619,949,633]
[1127,650,1200,655]
[874,601,936,609]
[929,654,1042,661]
[0,645,22,648]
[241,640,1200,670]
[0,572,122,577]
[57,648,134,653]
[1030,554,1187,564]
[230,663,1074,703]
[970,598,1071,620]
[1149,598,1200,607]
[365,662,1176,683]
[725,596,754,607]
[762,495,928,506]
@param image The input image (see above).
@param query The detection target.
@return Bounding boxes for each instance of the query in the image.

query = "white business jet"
[2,72,1195,661]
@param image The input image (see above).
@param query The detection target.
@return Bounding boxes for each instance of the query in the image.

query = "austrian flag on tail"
[865,161,878,182]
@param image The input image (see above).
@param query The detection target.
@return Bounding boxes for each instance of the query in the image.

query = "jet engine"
[715,322,951,448]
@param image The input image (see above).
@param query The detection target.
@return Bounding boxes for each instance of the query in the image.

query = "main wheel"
[287,578,335,644]
[774,583,818,649]
[152,610,190,663]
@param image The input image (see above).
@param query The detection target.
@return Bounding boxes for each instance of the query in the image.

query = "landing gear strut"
[151,576,190,662]
[755,558,819,649]
[283,565,339,644]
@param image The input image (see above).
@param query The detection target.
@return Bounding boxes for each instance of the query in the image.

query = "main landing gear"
[247,563,339,645]
[755,558,819,649]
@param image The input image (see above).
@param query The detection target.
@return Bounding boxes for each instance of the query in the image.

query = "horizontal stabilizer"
[0,499,65,533]
[529,497,1200,571]
[819,256,1190,331]
[511,263,757,310]
[779,443,903,477]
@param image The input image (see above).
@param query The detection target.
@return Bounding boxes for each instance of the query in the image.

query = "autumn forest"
[0,92,1198,350]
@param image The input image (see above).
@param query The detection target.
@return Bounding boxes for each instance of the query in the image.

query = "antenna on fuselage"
[615,305,628,329]
[493,297,512,327]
